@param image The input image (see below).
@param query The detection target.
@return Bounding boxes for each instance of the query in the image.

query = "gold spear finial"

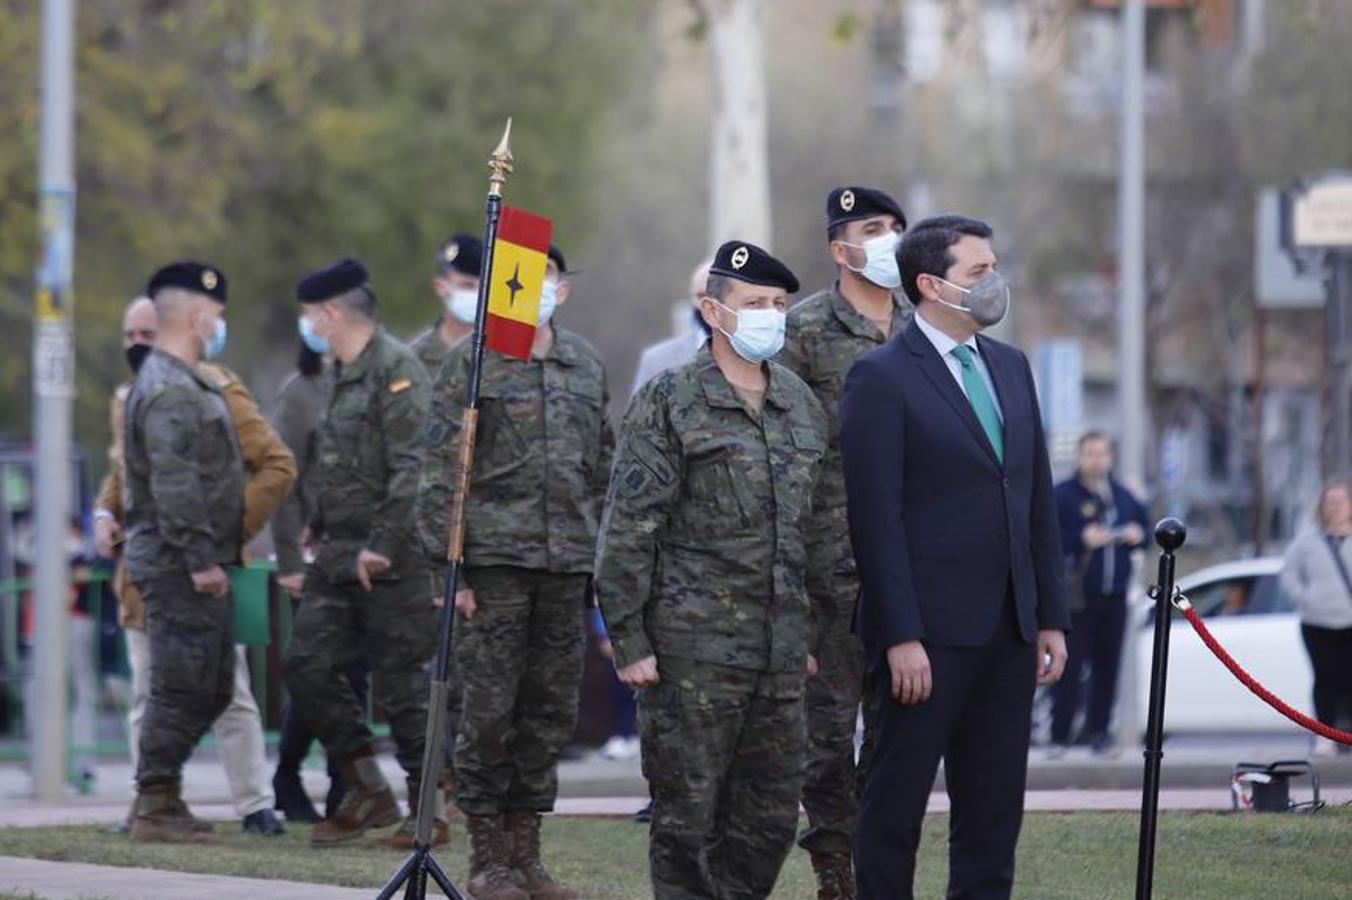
[488,118,514,197]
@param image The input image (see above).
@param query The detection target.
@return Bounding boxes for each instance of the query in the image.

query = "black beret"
[146,261,228,304]
[547,245,567,274]
[826,186,907,231]
[708,240,799,294]
[437,233,483,277]
[297,258,370,304]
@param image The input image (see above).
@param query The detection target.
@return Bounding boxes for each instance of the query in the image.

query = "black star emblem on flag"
[505,263,524,307]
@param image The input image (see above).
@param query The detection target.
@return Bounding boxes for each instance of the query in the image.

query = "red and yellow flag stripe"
[485,206,552,360]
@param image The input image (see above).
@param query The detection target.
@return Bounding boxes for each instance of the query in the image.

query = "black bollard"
[1135,517,1187,900]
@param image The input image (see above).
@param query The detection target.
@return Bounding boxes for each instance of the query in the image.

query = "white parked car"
[1134,556,1312,734]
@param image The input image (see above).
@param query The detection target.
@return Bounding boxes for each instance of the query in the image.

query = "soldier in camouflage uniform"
[595,241,828,900]
[776,186,908,899]
[122,262,244,843]
[417,246,612,900]
[280,259,442,847]
[410,232,483,377]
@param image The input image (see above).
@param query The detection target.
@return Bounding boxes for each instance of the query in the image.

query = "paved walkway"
[0,856,374,900]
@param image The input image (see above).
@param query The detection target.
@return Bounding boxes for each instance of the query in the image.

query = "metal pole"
[1117,0,1147,490]
[1327,253,1352,479]
[31,0,76,803]
[1135,517,1187,900]
[1114,0,1148,751]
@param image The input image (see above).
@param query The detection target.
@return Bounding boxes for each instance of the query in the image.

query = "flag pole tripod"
[374,119,514,900]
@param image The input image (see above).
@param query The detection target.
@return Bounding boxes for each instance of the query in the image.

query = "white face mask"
[840,231,902,289]
[537,280,559,326]
[446,288,479,325]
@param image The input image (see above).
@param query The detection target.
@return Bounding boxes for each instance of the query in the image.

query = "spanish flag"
[485,206,553,360]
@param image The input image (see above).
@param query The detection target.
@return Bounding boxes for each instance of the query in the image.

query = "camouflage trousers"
[453,565,588,815]
[799,569,868,854]
[135,569,235,792]
[284,566,438,774]
[640,656,805,900]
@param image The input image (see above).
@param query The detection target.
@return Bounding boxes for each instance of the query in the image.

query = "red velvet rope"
[1181,606,1352,745]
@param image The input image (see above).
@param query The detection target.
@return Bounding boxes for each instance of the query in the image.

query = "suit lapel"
[904,324,1000,467]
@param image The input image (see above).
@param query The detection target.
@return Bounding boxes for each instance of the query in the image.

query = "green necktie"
[951,344,1004,464]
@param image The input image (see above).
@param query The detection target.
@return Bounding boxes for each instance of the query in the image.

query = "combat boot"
[810,851,856,900]
[505,811,577,900]
[465,814,529,900]
[380,777,450,850]
[129,784,218,844]
[311,750,400,846]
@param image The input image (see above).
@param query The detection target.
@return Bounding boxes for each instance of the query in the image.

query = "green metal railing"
[0,561,387,791]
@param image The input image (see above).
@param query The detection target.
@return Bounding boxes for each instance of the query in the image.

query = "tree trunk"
[703,0,771,249]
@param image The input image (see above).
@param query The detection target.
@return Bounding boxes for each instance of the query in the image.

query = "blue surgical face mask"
[840,231,902,289]
[537,280,559,326]
[204,317,227,360]
[714,300,786,363]
[298,315,330,354]
[446,288,479,325]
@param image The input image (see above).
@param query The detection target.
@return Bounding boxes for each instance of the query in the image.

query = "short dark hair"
[897,215,994,307]
[1078,430,1112,451]
[331,284,378,320]
[826,222,847,244]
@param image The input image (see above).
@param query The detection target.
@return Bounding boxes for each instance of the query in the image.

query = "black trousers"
[1300,623,1352,730]
[1050,593,1126,744]
[854,602,1037,900]
[277,598,371,776]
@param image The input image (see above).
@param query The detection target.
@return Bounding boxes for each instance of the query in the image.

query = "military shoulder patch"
[389,378,412,394]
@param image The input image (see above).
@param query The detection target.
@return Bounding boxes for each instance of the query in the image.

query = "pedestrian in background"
[1280,481,1352,757]
[1049,431,1148,756]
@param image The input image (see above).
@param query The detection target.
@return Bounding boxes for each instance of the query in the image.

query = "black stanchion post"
[1135,517,1187,900]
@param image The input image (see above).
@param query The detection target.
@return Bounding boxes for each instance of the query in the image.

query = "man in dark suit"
[840,215,1069,899]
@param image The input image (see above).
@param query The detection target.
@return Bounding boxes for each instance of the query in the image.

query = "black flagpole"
[375,119,515,900]
[1134,516,1187,900]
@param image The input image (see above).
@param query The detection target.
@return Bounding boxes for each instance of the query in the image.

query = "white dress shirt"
[913,308,1003,422]
[629,327,707,399]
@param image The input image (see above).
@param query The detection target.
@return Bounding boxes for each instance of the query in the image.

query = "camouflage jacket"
[310,328,430,582]
[777,284,910,577]
[594,346,828,674]
[270,369,329,576]
[409,318,464,380]
[417,327,615,574]
[123,349,245,581]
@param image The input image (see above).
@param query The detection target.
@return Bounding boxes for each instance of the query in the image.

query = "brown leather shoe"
[505,812,576,900]
[129,785,218,844]
[311,753,400,846]
[380,777,450,850]
[810,851,857,900]
[466,814,529,900]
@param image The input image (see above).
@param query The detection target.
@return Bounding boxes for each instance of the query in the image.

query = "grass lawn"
[0,811,1349,899]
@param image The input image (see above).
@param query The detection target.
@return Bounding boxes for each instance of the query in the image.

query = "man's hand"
[886,640,932,706]
[805,654,819,678]
[1119,522,1146,548]
[1081,524,1113,549]
[94,516,123,559]
[454,587,477,620]
[355,549,391,591]
[617,655,660,688]
[191,565,229,598]
[276,572,305,599]
[1037,629,1068,685]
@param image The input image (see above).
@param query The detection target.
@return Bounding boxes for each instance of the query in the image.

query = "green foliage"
[1,811,1352,898]
[0,0,646,483]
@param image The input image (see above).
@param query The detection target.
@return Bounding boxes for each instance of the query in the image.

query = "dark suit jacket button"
[1002,477,1010,486]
